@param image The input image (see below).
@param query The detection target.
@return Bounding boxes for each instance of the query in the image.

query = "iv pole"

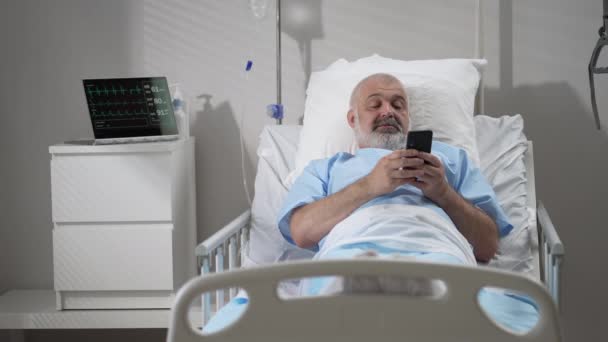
[589,0,608,129]
[276,0,283,124]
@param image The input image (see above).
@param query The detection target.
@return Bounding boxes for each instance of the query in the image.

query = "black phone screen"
[406,130,433,153]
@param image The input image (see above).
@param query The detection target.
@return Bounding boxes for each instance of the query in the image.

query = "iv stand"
[588,0,608,129]
[275,0,283,124]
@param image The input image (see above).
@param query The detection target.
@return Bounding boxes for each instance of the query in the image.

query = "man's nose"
[378,101,393,117]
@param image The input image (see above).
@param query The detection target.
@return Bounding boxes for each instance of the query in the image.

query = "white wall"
[1,0,607,341]
[141,0,275,236]
[0,0,146,291]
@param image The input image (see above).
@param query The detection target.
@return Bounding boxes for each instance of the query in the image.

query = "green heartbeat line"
[94,100,147,106]
[87,85,144,96]
[96,110,148,116]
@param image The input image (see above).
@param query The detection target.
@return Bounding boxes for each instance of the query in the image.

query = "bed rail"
[195,202,564,327]
[195,210,251,326]
[170,259,562,342]
[537,201,564,309]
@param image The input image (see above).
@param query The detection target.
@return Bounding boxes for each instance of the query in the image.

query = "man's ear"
[347,109,356,128]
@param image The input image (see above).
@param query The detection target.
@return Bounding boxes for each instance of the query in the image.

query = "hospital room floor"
[7,329,168,342]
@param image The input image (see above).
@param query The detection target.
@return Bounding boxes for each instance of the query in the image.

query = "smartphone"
[406,130,433,153]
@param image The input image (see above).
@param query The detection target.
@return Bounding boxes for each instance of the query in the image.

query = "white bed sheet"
[476,114,533,274]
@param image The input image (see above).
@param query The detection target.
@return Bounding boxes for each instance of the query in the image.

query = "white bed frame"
[181,137,564,319]
[169,260,561,341]
[167,138,564,341]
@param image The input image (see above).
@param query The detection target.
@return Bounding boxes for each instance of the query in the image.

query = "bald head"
[349,73,407,110]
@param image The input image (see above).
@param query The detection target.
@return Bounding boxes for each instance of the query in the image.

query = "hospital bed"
[164,36,568,339]
[167,107,565,341]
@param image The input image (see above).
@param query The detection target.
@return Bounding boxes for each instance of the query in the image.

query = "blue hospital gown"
[277,141,513,255]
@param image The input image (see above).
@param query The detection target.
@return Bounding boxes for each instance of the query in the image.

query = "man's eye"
[369,101,381,108]
[393,101,405,110]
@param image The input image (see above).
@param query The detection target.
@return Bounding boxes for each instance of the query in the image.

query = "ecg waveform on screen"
[84,79,172,130]
[83,77,177,139]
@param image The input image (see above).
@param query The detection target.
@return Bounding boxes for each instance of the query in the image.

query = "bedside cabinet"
[49,138,197,310]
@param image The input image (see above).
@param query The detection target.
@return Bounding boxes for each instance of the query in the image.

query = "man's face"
[348,77,410,150]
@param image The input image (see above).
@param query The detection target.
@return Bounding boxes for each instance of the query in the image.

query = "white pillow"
[288,55,486,184]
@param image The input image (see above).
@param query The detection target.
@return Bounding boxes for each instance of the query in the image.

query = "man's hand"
[407,151,498,262]
[361,150,426,197]
[366,150,498,261]
[410,152,451,204]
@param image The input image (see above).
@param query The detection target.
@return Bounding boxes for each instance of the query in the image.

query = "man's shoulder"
[302,151,356,173]
[431,140,459,151]
[430,140,476,172]
[310,151,355,165]
[431,140,469,160]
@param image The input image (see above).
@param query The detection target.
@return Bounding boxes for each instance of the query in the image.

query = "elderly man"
[277,73,512,273]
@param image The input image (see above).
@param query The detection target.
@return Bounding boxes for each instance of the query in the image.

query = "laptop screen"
[83,77,178,139]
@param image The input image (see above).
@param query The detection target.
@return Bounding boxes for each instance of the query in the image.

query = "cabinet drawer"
[53,224,174,291]
[51,153,172,222]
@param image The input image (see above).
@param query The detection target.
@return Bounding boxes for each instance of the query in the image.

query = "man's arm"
[289,179,373,248]
[435,188,498,262]
[290,150,425,249]
[414,151,498,262]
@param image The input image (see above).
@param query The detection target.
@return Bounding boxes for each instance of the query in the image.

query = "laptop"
[82,77,179,145]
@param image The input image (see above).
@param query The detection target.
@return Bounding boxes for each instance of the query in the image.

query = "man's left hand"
[409,152,451,203]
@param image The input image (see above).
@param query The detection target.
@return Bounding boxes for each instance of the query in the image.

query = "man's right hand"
[361,149,426,197]
[291,150,424,249]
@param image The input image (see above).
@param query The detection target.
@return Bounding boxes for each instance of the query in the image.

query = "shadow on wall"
[190,94,254,241]
[489,0,608,274]
[485,1,608,338]
[485,82,608,338]
[485,81,608,236]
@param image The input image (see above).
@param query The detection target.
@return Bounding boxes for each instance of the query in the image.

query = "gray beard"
[355,127,407,150]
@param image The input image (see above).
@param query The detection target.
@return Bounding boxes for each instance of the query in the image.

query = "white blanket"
[316,204,477,265]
